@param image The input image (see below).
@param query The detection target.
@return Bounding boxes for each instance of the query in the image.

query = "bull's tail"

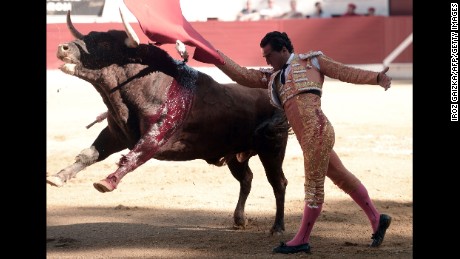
[255,109,291,139]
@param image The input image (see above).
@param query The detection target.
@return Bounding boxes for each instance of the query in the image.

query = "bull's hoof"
[270,225,285,236]
[93,179,116,193]
[271,230,284,236]
[232,223,246,230]
[47,176,64,187]
[233,215,248,229]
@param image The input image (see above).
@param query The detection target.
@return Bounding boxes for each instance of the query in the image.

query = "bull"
[46,10,290,234]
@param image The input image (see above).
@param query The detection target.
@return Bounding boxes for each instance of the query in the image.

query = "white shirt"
[280,53,295,84]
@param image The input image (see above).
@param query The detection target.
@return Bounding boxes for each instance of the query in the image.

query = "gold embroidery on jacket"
[276,55,322,106]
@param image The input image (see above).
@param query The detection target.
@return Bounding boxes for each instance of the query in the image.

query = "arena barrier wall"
[47,16,412,70]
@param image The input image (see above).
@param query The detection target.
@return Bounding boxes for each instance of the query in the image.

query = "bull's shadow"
[46,200,412,258]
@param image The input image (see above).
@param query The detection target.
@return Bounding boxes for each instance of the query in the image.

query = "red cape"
[123,0,224,65]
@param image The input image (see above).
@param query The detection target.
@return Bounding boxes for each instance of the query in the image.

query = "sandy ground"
[46,69,412,258]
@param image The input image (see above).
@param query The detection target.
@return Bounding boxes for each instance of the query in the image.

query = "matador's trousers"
[283,93,335,207]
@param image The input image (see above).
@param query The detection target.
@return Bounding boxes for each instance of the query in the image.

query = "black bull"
[46,12,290,234]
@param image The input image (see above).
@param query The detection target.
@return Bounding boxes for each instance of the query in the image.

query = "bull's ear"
[66,10,84,39]
[119,7,140,48]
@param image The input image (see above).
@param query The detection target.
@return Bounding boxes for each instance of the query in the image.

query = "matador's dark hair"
[260,31,294,53]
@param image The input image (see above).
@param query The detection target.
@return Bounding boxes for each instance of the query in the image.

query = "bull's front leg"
[47,146,99,187]
[47,126,126,187]
[92,113,174,192]
[92,135,158,193]
[93,80,193,193]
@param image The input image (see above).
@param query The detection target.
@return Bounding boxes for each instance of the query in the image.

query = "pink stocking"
[286,203,323,246]
[349,183,380,232]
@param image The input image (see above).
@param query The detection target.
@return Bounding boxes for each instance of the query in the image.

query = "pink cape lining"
[124,0,224,65]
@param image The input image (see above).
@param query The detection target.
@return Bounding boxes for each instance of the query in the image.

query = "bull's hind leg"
[227,157,253,229]
[47,126,125,187]
[258,151,288,235]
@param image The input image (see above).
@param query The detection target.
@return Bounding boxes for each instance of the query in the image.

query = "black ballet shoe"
[272,241,311,254]
[370,214,392,247]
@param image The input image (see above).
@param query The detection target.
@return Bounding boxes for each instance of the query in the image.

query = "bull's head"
[56,9,143,74]
[56,9,183,84]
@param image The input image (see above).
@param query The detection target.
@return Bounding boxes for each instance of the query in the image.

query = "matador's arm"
[216,50,271,89]
[317,54,378,84]
[317,54,391,90]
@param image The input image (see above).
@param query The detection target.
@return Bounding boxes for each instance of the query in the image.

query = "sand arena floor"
[46,69,412,258]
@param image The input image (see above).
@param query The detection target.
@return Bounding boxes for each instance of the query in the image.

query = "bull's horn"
[66,11,84,39]
[119,7,140,48]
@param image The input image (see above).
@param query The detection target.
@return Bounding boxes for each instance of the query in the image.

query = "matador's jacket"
[215,50,379,108]
[216,50,380,206]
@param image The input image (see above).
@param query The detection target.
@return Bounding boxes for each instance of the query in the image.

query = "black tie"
[280,63,289,84]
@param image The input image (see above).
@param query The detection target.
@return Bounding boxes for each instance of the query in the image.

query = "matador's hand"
[377,67,392,91]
